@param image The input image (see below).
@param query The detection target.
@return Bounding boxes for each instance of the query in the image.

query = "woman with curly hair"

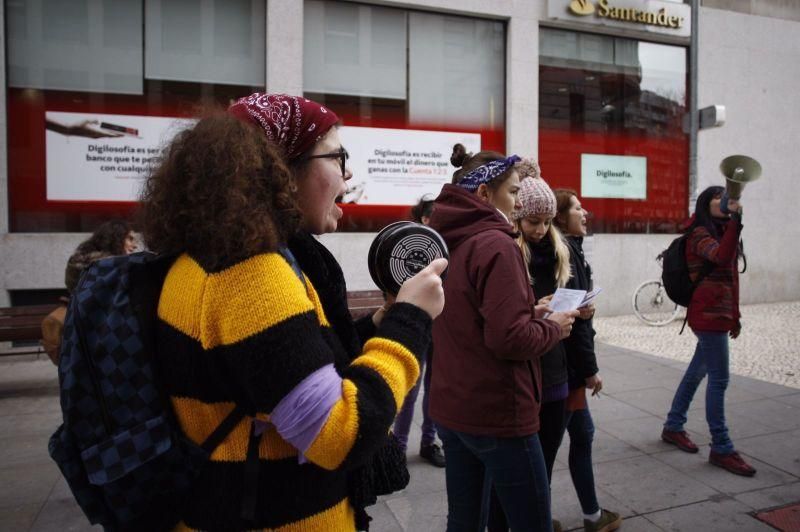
[139,93,446,531]
[64,219,136,293]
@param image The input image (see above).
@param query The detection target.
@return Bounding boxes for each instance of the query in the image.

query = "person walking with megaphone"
[661,185,756,477]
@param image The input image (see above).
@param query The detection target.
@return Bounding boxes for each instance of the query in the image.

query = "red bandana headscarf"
[228,93,340,160]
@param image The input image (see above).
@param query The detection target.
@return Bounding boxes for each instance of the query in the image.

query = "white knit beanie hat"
[513,176,557,220]
[512,158,556,219]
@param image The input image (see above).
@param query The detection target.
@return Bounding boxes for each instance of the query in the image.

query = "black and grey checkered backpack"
[48,252,245,531]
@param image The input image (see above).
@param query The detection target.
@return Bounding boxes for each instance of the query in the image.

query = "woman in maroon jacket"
[662,185,755,477]
[429,144,577,532]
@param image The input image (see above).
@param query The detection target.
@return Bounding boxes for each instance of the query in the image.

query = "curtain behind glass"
[408,12,504,129]
[7,0,143,94]
[145,0,265,87]
[304,0,407,99]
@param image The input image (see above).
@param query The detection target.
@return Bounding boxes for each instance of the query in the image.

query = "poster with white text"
[45,111,195,201]
[338,126,481,205]
[581,153,647,199]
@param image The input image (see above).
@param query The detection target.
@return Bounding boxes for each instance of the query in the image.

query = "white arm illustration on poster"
[45,111,195,202]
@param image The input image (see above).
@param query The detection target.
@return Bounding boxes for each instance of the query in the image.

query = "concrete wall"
[696,7,800,304]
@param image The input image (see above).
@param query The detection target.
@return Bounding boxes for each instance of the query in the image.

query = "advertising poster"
[45,111,194,201]
[339,126,481,205]
[45,114,480,206]
[581,153,647,199]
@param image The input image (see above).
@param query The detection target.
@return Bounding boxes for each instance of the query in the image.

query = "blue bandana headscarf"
[456,155,521,192]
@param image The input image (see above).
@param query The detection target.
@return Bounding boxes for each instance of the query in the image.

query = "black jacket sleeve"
[564,238,599,386]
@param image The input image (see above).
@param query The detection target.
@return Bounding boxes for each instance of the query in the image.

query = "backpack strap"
[278,246,307,289]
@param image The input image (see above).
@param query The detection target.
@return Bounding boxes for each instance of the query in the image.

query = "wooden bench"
[0,291,385,357]
[0,304,60,356]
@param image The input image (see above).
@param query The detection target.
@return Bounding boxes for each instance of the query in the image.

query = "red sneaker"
[709,451,757,477]
[661,429,699,453]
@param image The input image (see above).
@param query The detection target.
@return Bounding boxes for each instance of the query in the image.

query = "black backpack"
[48,252,246,531]
[658,233,714,308]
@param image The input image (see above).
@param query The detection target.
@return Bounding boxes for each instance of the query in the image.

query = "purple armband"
[269,363,343,464]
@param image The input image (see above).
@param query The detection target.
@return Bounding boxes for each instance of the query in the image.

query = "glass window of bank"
[5,0,266,232]
[539,27,688,233]
[304,0,506,231]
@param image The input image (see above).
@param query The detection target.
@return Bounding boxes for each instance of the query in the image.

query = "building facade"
[1,0,798,317]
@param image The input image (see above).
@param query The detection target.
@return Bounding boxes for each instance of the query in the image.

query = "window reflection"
[539,29,688,234]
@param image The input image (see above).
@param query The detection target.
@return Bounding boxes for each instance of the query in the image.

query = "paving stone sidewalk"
[2,341,799,531]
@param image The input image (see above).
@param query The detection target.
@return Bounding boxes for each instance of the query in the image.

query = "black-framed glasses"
[301,147,350,179]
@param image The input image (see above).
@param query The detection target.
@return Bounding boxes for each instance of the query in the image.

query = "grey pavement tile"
[0,462,59,511]
[599,413,705,455]
[644,497,775,531]
[773,392,800,407]
[598,368,660,394]
[0,411,63,440]
[0,360,58,391]
[586,395,652,424]
[734,481,800,511]
[725,398,800,431]
[734,430,800,477]
[590,455,720,514]
[364,500,403,532]
[402,455,447,495]
[0,392,61,417]
[0,433,57,468]
[49,477,74,501]
[729,374,799,398]
[0,503,41,532]
[651,448,796,496]
[29,495,98,532]
[381,490,447,531]
[594,353,669,376]
[593,515,665,531]
[606,386,702,417]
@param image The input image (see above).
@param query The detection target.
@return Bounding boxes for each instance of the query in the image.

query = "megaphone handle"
[720,190,731,214]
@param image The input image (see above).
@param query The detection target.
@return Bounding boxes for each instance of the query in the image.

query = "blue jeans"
[665,331,734,454]
[437,425,552,532]
[393,352,437,449]
[564,407,599,515]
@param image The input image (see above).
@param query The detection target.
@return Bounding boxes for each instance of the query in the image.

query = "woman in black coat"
[552,189,621,532]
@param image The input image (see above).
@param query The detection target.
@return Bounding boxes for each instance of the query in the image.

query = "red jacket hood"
[429,184,517,250]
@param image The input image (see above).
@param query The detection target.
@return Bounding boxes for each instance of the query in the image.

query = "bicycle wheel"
[632,280,681,326]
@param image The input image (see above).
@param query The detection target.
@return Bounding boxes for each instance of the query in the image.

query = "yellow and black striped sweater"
[155,251,430,531]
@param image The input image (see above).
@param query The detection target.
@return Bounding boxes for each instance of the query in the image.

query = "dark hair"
[553,188,578,231]
[75,219,132,256]
[138,112,301,271]
[689,185,725,237]
[450,143,514,190]
[411,196,435,223]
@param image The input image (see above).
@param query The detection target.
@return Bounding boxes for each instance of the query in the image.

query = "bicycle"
[631,279,681,326]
